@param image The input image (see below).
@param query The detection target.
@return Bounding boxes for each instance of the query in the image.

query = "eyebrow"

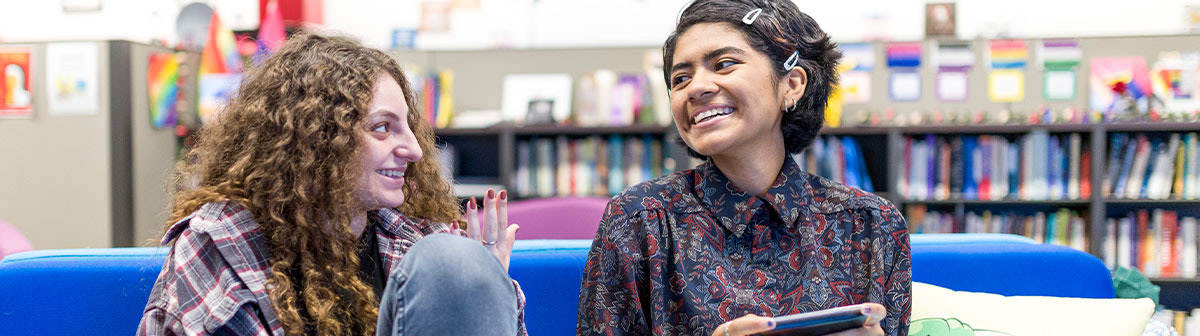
[669,46,748,74]
[369,110,403,121]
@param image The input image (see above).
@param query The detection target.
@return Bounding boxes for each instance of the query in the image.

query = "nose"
[686,71,718,103]
[393,127,424,162]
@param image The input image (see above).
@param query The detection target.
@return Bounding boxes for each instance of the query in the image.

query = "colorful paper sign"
[887,42,922,68]
[148,52,181,128]
[988,39,1028,70]
[45,42,99,116]
[0,46,33,118]
[989,70,1024,102]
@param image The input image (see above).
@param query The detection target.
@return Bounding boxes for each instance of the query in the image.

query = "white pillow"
[911,282,1154,336]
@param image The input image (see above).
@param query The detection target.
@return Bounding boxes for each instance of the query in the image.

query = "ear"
[778,66,808,107]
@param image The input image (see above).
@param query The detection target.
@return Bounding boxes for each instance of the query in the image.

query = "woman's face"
[668,22,789,158]
[358,74,423,210]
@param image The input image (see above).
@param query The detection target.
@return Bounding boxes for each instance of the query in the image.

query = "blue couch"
[0,234,1113,335]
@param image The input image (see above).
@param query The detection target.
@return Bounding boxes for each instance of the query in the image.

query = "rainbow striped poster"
[147,52,180,128]
[988,40,1028,102]
[988,39,1028,69]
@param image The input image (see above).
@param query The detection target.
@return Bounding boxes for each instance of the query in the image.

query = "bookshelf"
[401,34,1200,310]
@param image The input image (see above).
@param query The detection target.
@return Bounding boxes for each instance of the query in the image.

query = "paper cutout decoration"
[887,43,922,102]
[887,42,922,68]
[148,53,181,128]
[988,39,1028,70]
[0,46,33,118]
[841,43,875,71]
[935,42,973,101]
[1150,52,1199,114]
[937,71,969,101]
[989,70,1024,102]
[840,71,872,104]
[1041,39,1081,101]
[1044,70,1077,100]
[45,42,100,116]
[1089,57,1151,116]
[198,74,241,124]
[891,71,921,102]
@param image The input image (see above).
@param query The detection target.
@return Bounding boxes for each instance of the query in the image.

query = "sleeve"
[877,204,913,336]
[137,308,183,336]
[576,201,649,336]
[512,279,528,336]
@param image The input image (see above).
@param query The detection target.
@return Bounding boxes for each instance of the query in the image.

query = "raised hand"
[465,189,520,271]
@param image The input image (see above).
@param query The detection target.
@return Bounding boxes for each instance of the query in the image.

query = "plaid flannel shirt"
[137,200,527,336]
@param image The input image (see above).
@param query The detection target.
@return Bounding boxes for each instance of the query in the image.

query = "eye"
[671,74,691,88]
[371,123,389,133]
[715,59,738,70]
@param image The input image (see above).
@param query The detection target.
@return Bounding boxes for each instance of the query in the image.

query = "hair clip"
[783,50,799,71]
[742,8,762,24]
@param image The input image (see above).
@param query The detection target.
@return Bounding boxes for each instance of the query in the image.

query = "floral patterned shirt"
[577,156,911,335]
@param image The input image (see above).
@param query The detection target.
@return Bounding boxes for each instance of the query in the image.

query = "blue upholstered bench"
[0,234,1114,335]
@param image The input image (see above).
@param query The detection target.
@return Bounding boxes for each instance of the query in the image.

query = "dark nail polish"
[767,320,775,327]
[469,197,476,210]
[499,190,507,200]
[863,306,872,313]
[487,189,495,199]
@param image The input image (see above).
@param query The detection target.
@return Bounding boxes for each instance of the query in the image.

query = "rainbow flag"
[200,11,241,75]
[147,53,180,128]
[254,0,286,63]
[989,39,1028,69]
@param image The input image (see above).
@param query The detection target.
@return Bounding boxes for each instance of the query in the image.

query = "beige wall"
[129,43,186,247]
[0,41,183,249]
[0,42,113,249]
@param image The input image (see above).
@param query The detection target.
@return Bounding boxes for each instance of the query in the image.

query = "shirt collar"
[371,207,416,237]
[693,155,809,234]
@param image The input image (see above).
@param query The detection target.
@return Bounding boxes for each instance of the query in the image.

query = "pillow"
[911,282,1154,336]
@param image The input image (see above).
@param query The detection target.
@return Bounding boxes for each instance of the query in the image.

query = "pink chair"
[506,197,609,240]
[0,220,33,259]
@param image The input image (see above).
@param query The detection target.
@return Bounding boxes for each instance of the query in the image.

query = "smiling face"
[358,74,423,210]
[668,22,792,160]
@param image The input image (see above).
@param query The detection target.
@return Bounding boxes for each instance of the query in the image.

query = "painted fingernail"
[863,306,872,314]
[487,189,495,199]
[767,320,775,327]
[499,190,507,200]
[469,197,476,210]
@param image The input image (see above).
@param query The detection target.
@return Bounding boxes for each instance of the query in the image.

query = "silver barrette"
[742,8,762,24]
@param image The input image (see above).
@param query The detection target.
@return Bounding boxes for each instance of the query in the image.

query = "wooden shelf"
[1104,198,1200,205]
[820,126,891,135]
[434,127,503,136]
[514,124,672,135]
[897,123,1096,134]
[1103,122,1200,133]
[902,199,1091,206]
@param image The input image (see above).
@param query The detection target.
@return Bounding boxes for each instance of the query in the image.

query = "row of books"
[1103,133,1200,200]
[793,136,875,192]
[1153,309,1200,336]
[896,131,1092,201]
[512,135,675,198]
[410,69,455,129]
[1103,209,1199,278]
[904,205,1088,251]
[571,69,672,128]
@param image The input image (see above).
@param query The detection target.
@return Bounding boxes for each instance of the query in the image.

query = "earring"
[784,98,794,111]
[790,98,800,111]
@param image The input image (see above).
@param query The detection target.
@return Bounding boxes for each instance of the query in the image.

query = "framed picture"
[925,3,956,38]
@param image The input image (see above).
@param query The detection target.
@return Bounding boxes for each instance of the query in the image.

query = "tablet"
[754,304,873,336]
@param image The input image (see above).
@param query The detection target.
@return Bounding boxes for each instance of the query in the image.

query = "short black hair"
[663,0,841,158]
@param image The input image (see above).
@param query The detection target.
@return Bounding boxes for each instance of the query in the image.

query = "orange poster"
[0,46,34,118]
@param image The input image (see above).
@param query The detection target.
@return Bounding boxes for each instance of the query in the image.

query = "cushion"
[910,282,1154,336]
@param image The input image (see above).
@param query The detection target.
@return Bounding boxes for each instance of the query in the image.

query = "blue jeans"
[375,234,519,336]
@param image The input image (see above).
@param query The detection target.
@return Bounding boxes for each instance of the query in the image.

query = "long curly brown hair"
[166,33,460,335]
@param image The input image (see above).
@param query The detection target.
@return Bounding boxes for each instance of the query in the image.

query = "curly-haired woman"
[137,33,523,336]
[577,1,910,335]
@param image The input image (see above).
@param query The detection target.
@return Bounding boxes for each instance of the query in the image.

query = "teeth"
[692,107,733,124]
[376,169,405,178]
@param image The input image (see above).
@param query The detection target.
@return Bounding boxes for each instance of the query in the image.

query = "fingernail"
[469,197,476,210]
[499,190,507,200]
[863,306,872,314]
[486,189,494,199]
[767,320,775,327]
